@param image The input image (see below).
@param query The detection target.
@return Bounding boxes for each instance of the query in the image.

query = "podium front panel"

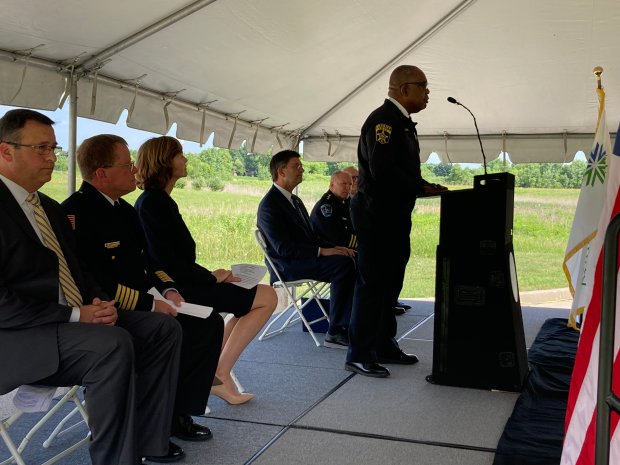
[430,173,528,392]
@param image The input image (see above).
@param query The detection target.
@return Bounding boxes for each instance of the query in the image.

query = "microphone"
[447,96,487,175]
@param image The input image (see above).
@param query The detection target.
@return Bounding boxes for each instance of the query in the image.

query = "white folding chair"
[0,386,89,465]
[254,229,330,347]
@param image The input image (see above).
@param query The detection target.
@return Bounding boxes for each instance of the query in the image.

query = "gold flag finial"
[593,66,603,88]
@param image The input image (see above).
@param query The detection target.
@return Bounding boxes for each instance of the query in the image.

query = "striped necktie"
[26,193,83,307]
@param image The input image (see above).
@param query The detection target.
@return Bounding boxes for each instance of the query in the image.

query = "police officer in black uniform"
[62,134,223,462]
[345,65,447,378]
[310,170,358,249]
[313,169,410,315]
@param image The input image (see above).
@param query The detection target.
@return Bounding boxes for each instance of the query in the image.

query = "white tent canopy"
[0,0,618,164]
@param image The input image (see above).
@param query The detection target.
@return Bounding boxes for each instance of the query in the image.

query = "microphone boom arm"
[447,97,488,175]
[459,103,488,176]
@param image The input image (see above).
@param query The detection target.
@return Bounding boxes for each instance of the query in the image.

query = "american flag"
[561,117,620,464]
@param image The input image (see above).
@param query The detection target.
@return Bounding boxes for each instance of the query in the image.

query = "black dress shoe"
[345,361,390,378]
[172,414,213,441]
[393,305,406,316]
[377,349,419,365]
[396,300,412,310]
[143,441,185,463]
[324,331,349,349]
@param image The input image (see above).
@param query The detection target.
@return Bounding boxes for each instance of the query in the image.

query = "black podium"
[428,172,528,392]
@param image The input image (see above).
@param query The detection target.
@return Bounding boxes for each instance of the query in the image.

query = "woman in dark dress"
[135,136,277,404]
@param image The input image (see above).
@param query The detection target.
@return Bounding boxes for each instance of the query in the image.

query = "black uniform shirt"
[310,190,358,249]
[357,99,429,215]
[62,182,175,312]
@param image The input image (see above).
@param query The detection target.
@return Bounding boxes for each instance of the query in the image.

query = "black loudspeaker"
[429,172,528,392]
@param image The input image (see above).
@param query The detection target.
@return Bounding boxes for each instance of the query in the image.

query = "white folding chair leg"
[1,386,89,465]
[258,303,302,340]
[43,403,86,448]
[229,370,245,394]
[259,281,330,346]
[0,412,27,465]
[253,229,330,346]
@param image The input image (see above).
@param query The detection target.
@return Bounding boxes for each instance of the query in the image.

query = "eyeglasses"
[103,161,135,169]
[401,81,428,90]
[287,162,303,170]
[1,141,63,156]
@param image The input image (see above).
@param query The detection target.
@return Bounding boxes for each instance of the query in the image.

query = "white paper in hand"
[147,288,213,318]
[230,264,268,289]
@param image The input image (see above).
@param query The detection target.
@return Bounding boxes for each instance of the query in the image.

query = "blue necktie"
[291,195,313,234]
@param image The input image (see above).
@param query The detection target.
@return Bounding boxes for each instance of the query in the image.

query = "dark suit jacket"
[62,182,176,312]
[0,179,104,394]
[256,185,328,278]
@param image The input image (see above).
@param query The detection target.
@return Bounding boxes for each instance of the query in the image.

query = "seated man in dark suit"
[62,134,222,457]
[0,108,183,465]
[257,150,356,348]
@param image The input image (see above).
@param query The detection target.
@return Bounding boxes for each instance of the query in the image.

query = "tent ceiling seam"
[74,0,219,73]
[299,0,478,139]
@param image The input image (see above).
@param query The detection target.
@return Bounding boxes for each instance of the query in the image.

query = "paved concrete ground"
[520,288,572,308]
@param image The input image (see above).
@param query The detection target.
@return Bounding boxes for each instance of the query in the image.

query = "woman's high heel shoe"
[210,384,255,405]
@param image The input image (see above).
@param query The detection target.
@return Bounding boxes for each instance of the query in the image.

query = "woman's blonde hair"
[136,136,183,190]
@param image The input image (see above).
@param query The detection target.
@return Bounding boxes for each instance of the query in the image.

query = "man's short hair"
[0,109,54,143]
[269,149,301,182]
[77,134,128,181]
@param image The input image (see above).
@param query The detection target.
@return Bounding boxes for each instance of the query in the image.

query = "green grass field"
[44,173,577,298]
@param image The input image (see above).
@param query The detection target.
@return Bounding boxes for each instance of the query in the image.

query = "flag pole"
[594,66,603,89]
[594,66,604,132]
[564,67,606,329]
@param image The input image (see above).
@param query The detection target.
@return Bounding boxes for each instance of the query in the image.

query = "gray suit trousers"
[37,311,182,465]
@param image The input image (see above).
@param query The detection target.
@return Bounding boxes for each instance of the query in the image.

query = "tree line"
[53,147,588,190]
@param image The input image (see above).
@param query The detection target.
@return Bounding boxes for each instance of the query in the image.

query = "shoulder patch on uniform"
[320,204,333,217]
[375,123,392,144]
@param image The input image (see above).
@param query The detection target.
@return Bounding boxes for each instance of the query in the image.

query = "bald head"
[387,65,429,114]
[342,166,359,195]
[329,170,352,200]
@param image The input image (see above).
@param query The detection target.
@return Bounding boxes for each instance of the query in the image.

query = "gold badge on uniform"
[375,123,392,144]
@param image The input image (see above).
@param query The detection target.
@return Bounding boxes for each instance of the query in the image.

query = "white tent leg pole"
[67,77,78,195]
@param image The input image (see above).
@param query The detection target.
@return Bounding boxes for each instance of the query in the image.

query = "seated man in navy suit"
[257,150,356,349]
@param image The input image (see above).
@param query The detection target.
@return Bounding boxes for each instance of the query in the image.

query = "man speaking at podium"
[345,65,447,377]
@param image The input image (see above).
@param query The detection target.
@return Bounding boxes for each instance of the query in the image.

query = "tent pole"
[67,77,78,195]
